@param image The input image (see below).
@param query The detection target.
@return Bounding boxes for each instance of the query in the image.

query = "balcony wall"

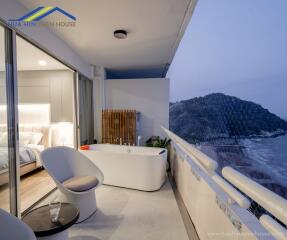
[104,78,169,143]
[164,128,286,240]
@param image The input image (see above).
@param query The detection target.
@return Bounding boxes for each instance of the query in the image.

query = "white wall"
[17,70,74,122]
[104,78,169,144]
[0,0,92,78]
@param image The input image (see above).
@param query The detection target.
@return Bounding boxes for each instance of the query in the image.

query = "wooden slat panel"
[102,109,137,145]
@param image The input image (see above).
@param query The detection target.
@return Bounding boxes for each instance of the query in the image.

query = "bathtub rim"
[81,144,168,157]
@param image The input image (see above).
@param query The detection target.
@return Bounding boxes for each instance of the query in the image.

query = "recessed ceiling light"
[38,60,47,66]
[114,29,127,39]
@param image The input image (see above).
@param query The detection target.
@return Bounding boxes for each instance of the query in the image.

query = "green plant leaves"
[145,136,171,148]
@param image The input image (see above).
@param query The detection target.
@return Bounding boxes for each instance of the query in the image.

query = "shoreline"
[198,144,287,199]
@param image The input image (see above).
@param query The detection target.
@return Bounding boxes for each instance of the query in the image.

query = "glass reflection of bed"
[0,104,51,185]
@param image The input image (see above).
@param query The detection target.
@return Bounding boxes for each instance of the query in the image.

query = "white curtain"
[78,74,94,145]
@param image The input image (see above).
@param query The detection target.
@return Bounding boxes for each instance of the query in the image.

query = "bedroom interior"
[0,33,76,213]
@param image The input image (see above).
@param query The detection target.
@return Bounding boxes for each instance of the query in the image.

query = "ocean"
[199,135,287,198]
[240,135,287,187]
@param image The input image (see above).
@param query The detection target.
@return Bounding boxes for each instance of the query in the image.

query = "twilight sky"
[167,0,287,119]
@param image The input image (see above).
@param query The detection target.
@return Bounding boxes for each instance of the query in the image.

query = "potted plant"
[146,136,171,172]
[145,136,171,148]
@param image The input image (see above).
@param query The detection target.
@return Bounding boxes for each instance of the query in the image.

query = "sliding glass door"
[0,24,10,213]
[0,24,19,215]
[0,22,79,216]
[16,35,77,213]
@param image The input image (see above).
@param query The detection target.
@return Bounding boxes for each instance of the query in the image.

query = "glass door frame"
[1,22,20,217]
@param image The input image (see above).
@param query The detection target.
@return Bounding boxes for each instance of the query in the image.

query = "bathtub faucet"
[137,136,142,146]
[127,147,131,154]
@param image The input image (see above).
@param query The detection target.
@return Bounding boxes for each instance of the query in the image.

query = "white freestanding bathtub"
[80,144,167,191]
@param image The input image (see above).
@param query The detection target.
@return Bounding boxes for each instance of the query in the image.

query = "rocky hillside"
[170,93,287,143]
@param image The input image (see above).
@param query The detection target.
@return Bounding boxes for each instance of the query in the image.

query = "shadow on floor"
[70,187,128,239]
[70,236,102,240]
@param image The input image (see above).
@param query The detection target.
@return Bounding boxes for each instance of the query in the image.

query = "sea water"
[240,134,287,187]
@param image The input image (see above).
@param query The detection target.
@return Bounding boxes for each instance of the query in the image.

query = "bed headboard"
[0,104,74,148]
[0,124,52,149]
[0,104,52,148]
[0,104,50,125]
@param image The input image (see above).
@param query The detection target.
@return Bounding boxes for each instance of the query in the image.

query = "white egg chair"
[0,208,36,240]
[41,146,104,222]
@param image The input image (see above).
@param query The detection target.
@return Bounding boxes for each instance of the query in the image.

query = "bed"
[0,125,51,186]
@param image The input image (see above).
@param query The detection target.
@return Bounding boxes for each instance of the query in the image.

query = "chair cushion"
[63,176,99,192]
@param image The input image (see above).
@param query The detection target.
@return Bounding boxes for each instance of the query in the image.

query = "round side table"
[22,203,79,240]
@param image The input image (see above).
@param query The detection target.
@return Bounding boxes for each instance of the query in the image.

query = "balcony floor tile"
[69,179,189,240]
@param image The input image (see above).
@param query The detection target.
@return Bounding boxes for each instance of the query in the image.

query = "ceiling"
[16,0,196,78]
[16,36,69,71]
[0,27,68,71]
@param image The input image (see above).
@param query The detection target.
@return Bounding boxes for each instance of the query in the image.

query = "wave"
[240,135,287,186]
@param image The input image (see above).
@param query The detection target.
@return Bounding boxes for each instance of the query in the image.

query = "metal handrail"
[223,167,287,226]
[212,174,251,209]
[162,127,218,172]
[260,215,287,240]
[163,127,250,209]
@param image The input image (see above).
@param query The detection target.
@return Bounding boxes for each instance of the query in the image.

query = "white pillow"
[19,132,33,146]
[0,132,8,147]
[30,132,43,145]
[0,132,44,146]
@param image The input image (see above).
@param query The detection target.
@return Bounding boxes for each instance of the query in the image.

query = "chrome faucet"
[137,136,141,146]
[127,142,131,153]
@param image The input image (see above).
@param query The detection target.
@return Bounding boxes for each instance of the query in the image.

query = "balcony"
[37,178,191,240]
[28,128,286,240]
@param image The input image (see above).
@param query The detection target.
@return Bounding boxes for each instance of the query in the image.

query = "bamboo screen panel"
[102,109,137,145]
